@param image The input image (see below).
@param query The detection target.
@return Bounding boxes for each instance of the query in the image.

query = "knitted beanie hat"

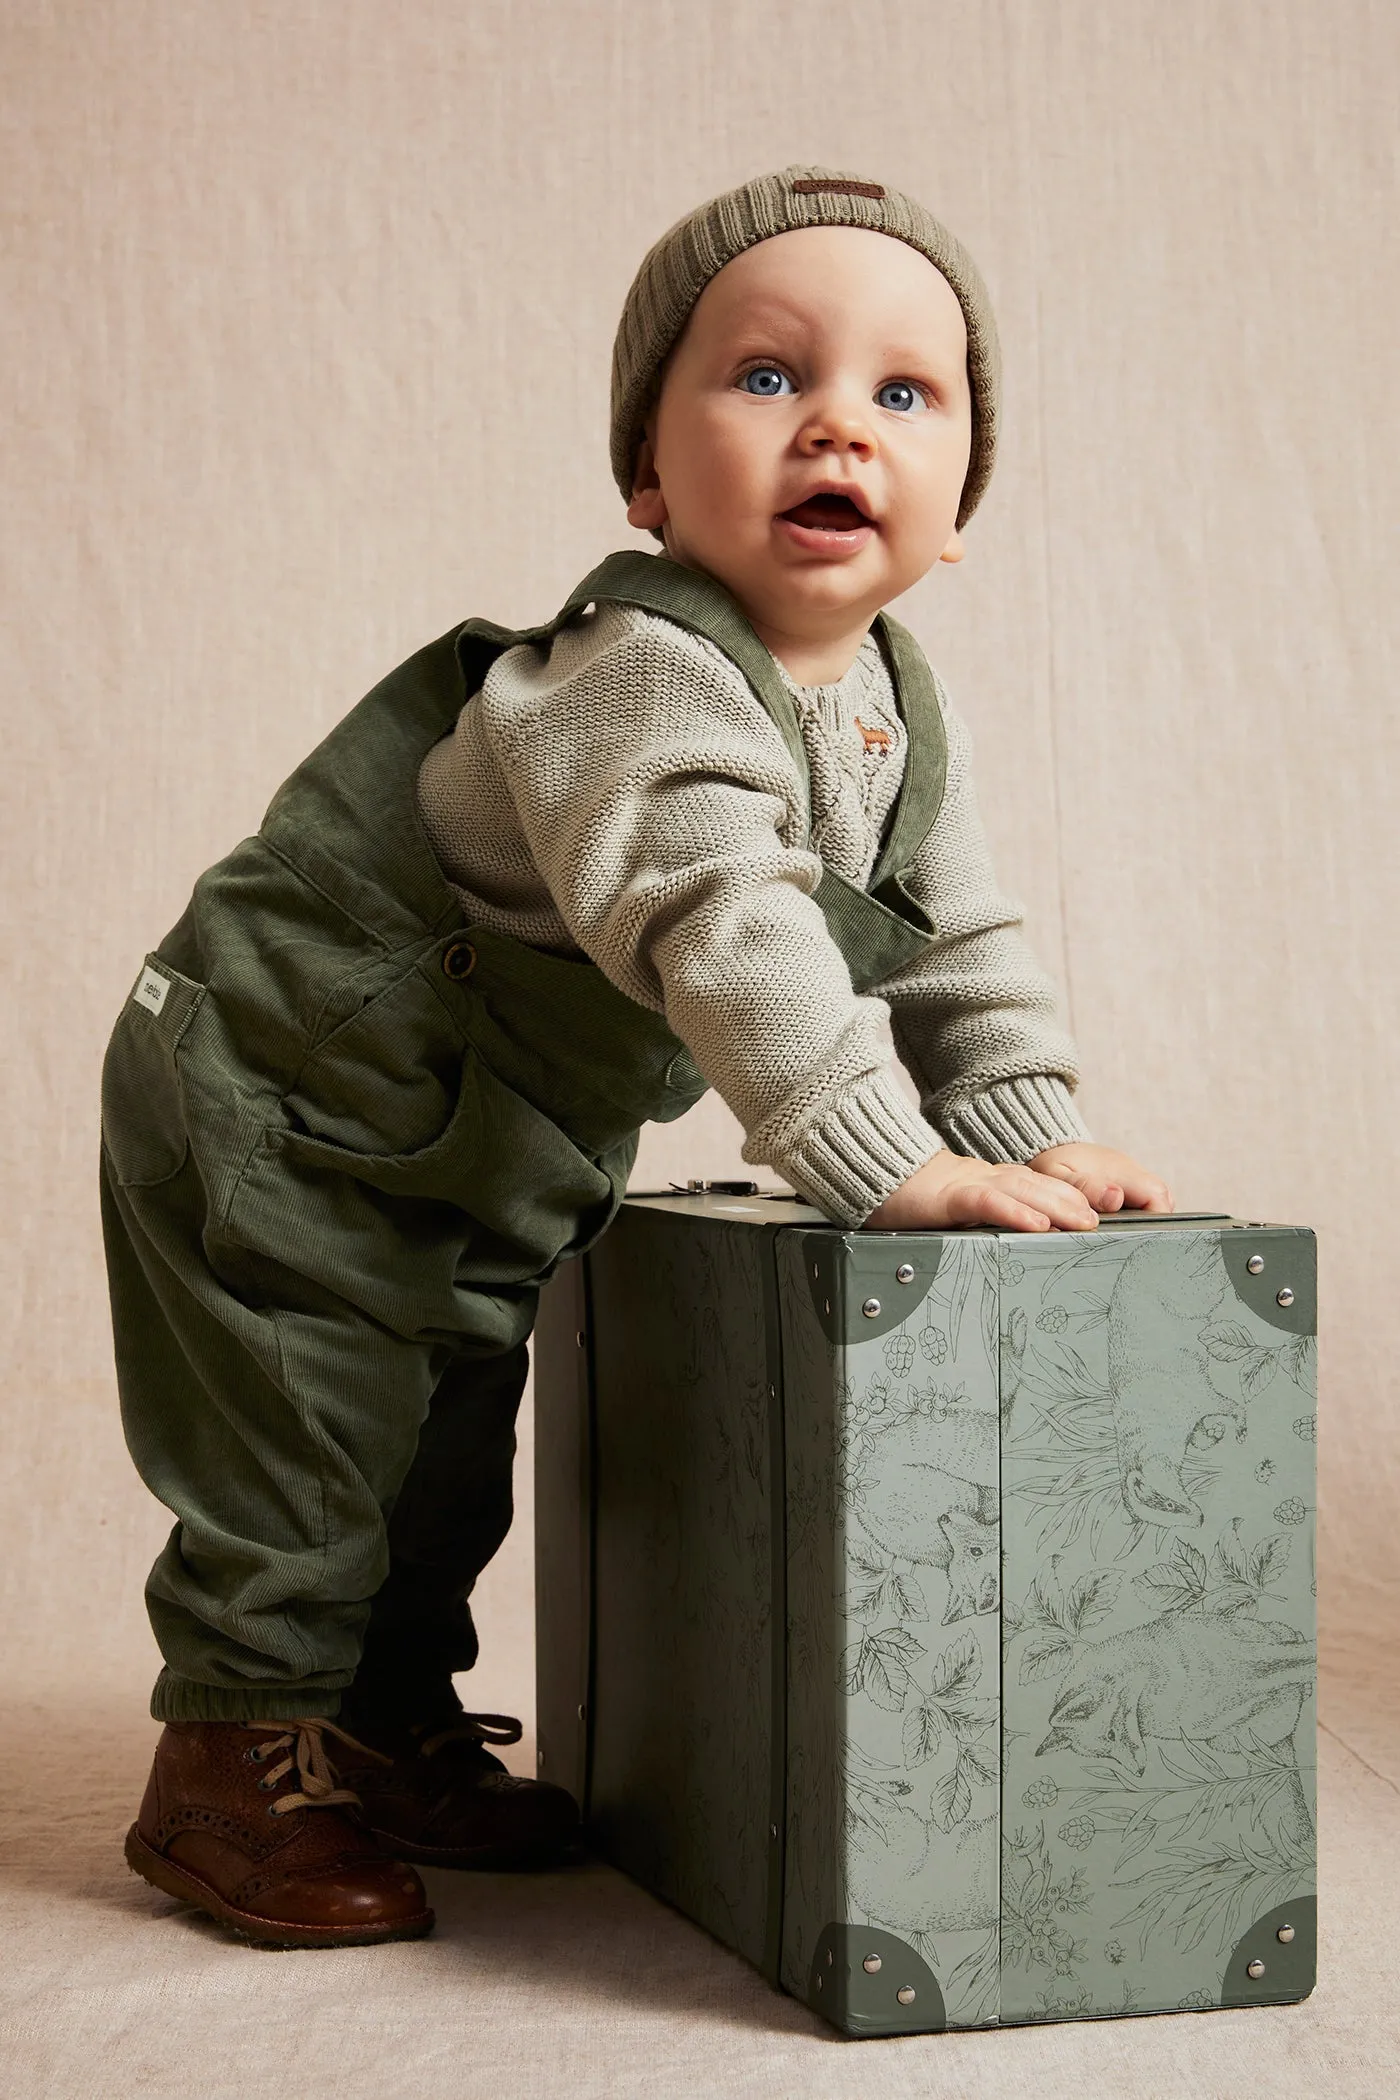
[610,165,1002,531]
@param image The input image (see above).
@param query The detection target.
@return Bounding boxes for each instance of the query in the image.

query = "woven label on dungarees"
[133,966,170,1016]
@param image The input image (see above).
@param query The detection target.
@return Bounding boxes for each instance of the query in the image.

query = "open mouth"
[778,491,873,533]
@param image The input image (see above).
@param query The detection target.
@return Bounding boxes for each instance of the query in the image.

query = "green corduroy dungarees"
[100,553,950,1722]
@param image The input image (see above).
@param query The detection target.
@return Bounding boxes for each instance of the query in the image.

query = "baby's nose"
[799,402,877,457]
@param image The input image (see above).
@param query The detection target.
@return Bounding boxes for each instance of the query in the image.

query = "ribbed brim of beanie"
[610,165,1002,532]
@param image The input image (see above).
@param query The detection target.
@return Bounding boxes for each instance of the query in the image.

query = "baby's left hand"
[1029,1143,1173,1215]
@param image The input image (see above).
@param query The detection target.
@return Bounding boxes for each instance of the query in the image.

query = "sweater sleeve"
[475,603,939,1222]
[875,682,1091,1160]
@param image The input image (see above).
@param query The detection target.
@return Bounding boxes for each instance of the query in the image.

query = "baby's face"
[628,227,973,650]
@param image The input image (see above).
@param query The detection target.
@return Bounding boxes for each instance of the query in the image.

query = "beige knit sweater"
[416,599,1088,1224]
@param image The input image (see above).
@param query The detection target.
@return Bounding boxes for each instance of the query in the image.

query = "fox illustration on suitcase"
[535,1199,1317,2036]
[1035,1608,1315,1773]
[854,1404,999,1622]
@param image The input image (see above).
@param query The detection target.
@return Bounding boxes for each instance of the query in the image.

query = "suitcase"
[534,1190,1317,2035]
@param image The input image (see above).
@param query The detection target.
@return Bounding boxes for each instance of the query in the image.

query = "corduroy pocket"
[100,957,207,1188]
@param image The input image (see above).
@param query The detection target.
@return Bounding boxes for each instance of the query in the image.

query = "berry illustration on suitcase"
[533,1199,1317,2037]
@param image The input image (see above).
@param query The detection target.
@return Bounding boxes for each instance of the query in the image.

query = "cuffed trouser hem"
[150,1668,344,1724]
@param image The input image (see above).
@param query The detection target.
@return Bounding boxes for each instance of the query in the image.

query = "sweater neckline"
[773,630,883,705]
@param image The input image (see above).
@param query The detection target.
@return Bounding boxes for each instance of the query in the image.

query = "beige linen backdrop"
[4,4,1398,2095]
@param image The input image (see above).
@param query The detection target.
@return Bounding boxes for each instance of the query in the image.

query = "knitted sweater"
[416,599,1089,1224]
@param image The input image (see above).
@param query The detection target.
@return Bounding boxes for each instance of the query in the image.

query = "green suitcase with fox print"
[534,1191,1316,2035]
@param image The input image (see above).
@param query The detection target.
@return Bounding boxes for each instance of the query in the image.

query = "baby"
[100,166,1170,1950]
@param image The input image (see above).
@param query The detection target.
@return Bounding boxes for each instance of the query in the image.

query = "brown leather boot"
[335,1712,580,1869]
[125,1718,435,1948]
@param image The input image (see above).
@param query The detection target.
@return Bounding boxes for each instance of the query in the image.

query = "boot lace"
[247,1717,390,1815]
[416,1712,523,1760]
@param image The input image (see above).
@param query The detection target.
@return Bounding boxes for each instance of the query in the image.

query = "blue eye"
[739,366,795,397]
[876,380,927,414]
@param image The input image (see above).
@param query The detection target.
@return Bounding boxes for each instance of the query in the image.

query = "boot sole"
[360,1823,580,1872]
[124,1824,435,1949]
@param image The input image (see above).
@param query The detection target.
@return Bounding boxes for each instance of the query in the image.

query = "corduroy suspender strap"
[453,549,951,982]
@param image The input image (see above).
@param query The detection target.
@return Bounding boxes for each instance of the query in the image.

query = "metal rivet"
[537,1750,545,1768]
[896,1263,915,1285]
[862,1954,882,1974]
[1247,1254,1265,1275]
[575,1330,586,1349]
[1246,1958,1266,1980]
[1277,1924,1295,1944]
[1276,1287,1295,1308]
[577,1704,586,1722]
[826,1949,834,1967]
[770,1824,778,1839]
[896,1985,917,2005]
[862,1297,881,1318]
[816,1975,823,1991]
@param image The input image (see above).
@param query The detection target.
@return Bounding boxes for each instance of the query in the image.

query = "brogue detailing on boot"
[151,1721,389,1855]
[127,1722,436,1948]
[155,1804,263,1851]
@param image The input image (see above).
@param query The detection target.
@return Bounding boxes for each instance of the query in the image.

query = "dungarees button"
[442,941,477,981]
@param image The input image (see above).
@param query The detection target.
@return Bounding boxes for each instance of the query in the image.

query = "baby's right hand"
[864,1148,1099,1234]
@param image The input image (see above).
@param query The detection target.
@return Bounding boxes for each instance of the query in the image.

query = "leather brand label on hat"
[791,178,885,201]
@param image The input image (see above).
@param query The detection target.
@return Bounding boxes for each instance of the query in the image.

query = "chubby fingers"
[1121,1169,1174,1212]
[1038,1157,1124,1210]
[947,1165,1098,1234]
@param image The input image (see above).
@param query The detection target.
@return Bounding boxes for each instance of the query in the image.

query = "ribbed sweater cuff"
[938,1074,1090,1163]
[771,1067,942,1226]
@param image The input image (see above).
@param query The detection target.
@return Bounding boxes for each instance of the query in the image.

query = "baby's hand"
[1029,1142,1174,1215]
[864,1150,1100,1234]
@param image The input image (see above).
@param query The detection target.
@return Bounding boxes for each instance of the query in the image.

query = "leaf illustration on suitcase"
[1215,1519,1291,1596]
[846,1748,1000,1937]
[1285,1337,1317,1389]
[1111,1819,1314,1961]
[842,1625,926,1710]
[1010,1562,1124,1686]
[943,1926,1000,2027]
[1000,1304,1028,1420]
[902,1700,946,1768]
[1200,1322,1285,1398]
[845,1545,928,1626]
[1131,1524,1292,1618]
[1032,1237,1137,1326]
[1006,1342,1219,1562]
[918,1237,1000,1374]
[884,1633,999,1847]
[1062,1736,1309,1881]
[1131,1538,1210,1614]
[1004,1353,1143,1560]
[929,1629,982,1698]
[995,1226,1316,2018]
[932,1757,974,1833]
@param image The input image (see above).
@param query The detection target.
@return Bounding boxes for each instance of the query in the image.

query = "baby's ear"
[626,434,668,533]
[939,525,965,565]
